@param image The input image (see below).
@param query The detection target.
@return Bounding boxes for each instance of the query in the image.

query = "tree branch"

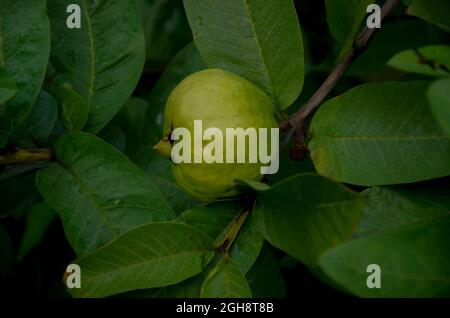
[0,149,54,165]
[282,0,401,158]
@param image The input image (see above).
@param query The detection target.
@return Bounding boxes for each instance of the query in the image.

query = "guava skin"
[159,68,278,201]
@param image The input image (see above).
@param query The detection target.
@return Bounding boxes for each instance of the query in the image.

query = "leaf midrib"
[81,0,94,112]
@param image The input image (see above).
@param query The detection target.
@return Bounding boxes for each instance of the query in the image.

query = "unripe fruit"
[155,68,278,201]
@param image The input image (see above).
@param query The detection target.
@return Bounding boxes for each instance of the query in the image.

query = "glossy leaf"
[140,0,191,67]
[61,84,89,132]
[320,218,450,297]
[184,0,304,109]
[200,257,252,298]
[17,202,57,262]
[246,246,286,298]
[134,147,198,214]
[69,222,215,298]
[0,172,39,218]
[24,91,58,145]
[48,0,145,134]
[325,0,372,59]
[143,42,205,145]
[254,173,364,266]
[229,213,264,274]
[356,185,450,237]
[176,201,242,240]
[309,82,450,186]
[1,0,50,125]
[0,117,11,148]
[428,78,450,135]
[36,132,174,256]
[0,67,16,104]
[388,45,450,77]
[407,0,450,32]
[348,20,434,78]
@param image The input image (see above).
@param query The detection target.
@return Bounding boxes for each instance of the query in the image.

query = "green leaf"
[1,0,50,125]
[139,0,191,67]
[0,66,16,104]
[407,0,450,32]
[320,218,450,297]
[200,257,252,298]
[356,185,450,237]
[348,20,436,79]
[24,91,58,145]
[229,213,264,274]
[17,202,57,262]
[254,173,364,266]
[116,97,149,157]
[246,246,286,298]
[36,132,174,256]
[176,201,242,240]
[135,147,198,214]
[177,202,262,274]
[0,116,11,148]
[184,0,304,109]
[428,78,450,135]
[98,121,127,153]
[48,0,145,134]
[0,172,39,218]
[60,83,89,132]
[325,0,372,59]
[309,81,450,186]
[143,42,205,145]
[387,45,450,77]
[69,222,214,298]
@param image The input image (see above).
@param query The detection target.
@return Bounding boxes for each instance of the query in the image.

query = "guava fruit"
[154,68,278,201]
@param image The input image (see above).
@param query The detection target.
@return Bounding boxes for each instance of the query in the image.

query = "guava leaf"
[24,91,58,145]
[48,0,145,134]
[17,202,57,262]
[139,0,191,67]
[309,81,450,186]
[0,67,16,104]
[68,222,215,298]
[325,0,372,60]
[0,0,50,125]
[115,97,149,157]
[254,173,364,266]
[388,45,450,77]
[98,121,127,153]
[0,172,39,218]
[246,246,286,298]
[176,201,242,240]
[229,213,264,274]
[320,218,450,297]
[356,185,450,237]
[36,132,174,256]
[184,0,304,109]
[0,117,11,148]
[200,257,252,298]
[428,78,450,135]
[407,0,450,32]
[143,42,205,145]
[60,84,89,132]
[177,201,263,274]
[348,20,434,79]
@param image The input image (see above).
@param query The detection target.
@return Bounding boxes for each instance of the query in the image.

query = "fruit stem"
[281,0,401,157]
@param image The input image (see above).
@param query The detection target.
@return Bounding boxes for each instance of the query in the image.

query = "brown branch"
[282,0,401,157]
[0,149,54,165]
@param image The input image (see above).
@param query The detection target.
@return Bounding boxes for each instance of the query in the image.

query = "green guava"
[154,68,278,201]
